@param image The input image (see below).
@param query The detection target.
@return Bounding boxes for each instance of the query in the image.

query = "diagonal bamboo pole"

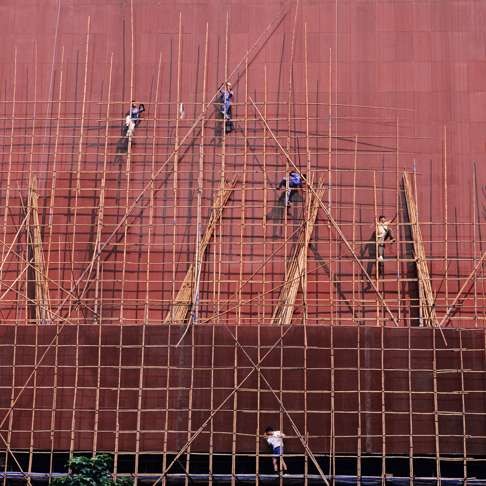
[439,250,486,328]
[249,96,399,326]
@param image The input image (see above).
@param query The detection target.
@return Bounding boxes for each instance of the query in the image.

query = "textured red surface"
[0,324,485,455]
[0,0,485,461]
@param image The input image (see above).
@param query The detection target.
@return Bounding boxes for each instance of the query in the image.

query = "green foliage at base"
[51,454,133,486]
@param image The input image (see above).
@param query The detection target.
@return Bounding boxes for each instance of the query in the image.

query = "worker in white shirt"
[264,426,288,474]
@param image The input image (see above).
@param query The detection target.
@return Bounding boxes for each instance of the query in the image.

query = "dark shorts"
[272,446,282,457]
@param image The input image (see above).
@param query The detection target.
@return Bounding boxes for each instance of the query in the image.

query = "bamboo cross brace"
[272,181,325,325]
[249,96,400,327]
[439,250,486,328]
[402,172,438,327]
[165,177,237,326]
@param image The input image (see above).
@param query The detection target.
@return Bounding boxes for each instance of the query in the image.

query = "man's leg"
[378,244,385,276]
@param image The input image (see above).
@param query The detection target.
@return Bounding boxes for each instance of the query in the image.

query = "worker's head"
[265,426,274,435]
[226,81,232,89]
[379,215,386,223]
[131,100,136,106]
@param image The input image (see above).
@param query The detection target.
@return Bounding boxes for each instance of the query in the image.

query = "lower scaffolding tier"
[0,324,485,482]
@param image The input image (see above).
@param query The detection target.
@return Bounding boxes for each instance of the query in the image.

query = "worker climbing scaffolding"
[123,101,145,139]
[276,170,305,209]
[219,81,234,134]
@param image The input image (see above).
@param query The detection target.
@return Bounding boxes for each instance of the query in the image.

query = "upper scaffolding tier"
[0,0,484,328]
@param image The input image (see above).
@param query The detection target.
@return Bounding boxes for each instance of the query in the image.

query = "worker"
[123,101,145,139]
[276,170,305,208]
[264,426,288,474]
[219,81,234,133]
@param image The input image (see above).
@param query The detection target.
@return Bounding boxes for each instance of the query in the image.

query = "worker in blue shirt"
[276,170,304,208]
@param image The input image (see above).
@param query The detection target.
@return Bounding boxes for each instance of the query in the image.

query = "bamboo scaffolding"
[249,96,400,327]
[165,178,236,327]
[402,171,438,327]
[271,182,325,325]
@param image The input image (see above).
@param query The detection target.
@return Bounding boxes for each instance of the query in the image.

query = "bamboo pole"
[69,16,90,319]
[402,171,438,327]
[119,0,136,324]
[443,126,448,311]
[262,65,268,324]
[170,12,183,324]
[1,47,17,291]
[395,117,402,324]
[45,45,64,317]
[191,24,209,328]
[352,136,357,322]
[92,54,113,323]
[303,22,310,326]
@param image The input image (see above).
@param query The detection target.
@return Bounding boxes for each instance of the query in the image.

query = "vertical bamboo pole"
[432,329,441,481]
[352,136,357,322]
[3,324,18,485]
[69,16,90,320]
[184,322,196,484]
[262,65,268,324]
[237,58,248,325]
[1,47,16,287]
[45,46,64,316]
[91,55,113,458]
[112,325,123,477]
[472,166,478,326]
[395,118,402,324]
[26,44,39,480]
[120,0,136,323]
[161,327,173,486]
[191,24,209,326]
[255,326,261,483]
[407,326,414,481]
[356,326,362,481]
[329,326,335,479]
[217,11,230,323]
[373,171,379,325]
[48,305,60,477]
[93,55,113,322]
[380,325,386,483]
[327,48,332,209]
[144,53,162,324]
[303,22,311,326]
[459,329,467,481]
[303,22,310,480]
[208,324,216,485]
[170,12,183,324]
[443,126,448,312]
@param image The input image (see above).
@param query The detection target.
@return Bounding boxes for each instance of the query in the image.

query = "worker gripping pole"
[166,179,237,335]
[402,172,438,327]
[249,96,400,327]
